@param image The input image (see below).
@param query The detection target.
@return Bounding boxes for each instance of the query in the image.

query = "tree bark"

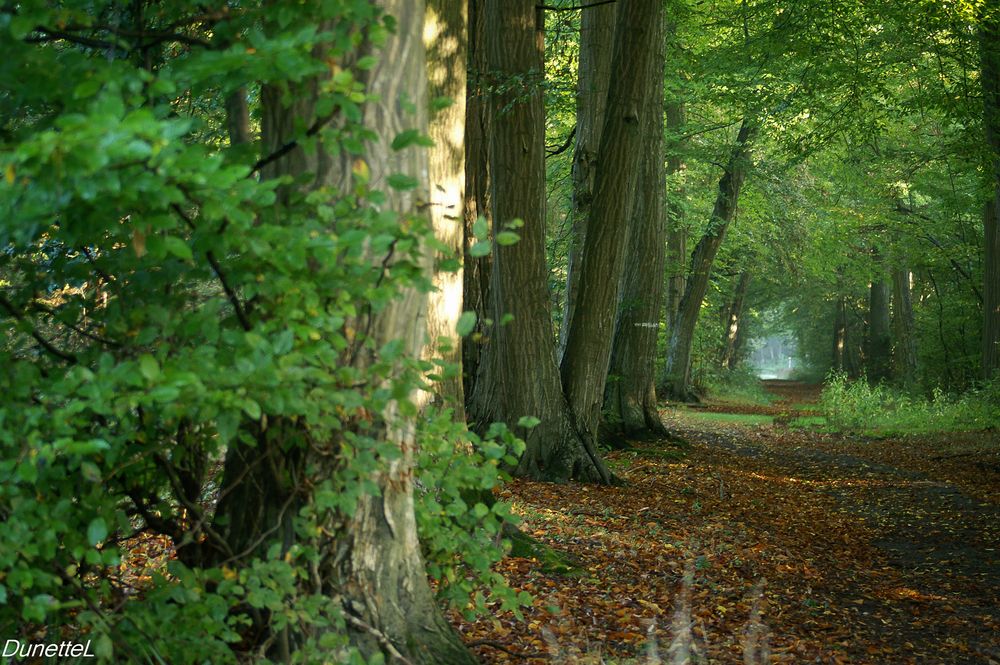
[212,4,477,662]
[892,269,918,385]
[720,271,751,370]
[462,0,492,404]
[662,119,757,401]
[467,0,611,484]
[424,0,469,417]
[558,1,617,360]
[982,1,1000,379]
[664,100,688,335]
[561,0,663,448]
[867,275,892,383]
[602,4,667,442]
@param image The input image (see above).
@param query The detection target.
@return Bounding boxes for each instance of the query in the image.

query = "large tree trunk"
[662,119,757,401]
[561,0,663,447]
[892,269,918,385]
[424,0,468,417]
[211,4,476,662]
[867,275,892,383]
[664,100,688,335]
[462,0,491,404]
[467,0,611,484]
[558,1,617,360]
[720,271,751,370]
[982,2,1000,379]
[602,6,667,442]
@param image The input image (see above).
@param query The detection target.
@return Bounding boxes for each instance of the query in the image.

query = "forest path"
[458,381,1000,664]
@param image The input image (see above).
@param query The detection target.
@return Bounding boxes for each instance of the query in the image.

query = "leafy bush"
[821,371,1000,435]
[695,366,773,406]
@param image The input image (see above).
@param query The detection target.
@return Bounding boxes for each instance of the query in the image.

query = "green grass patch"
[788,415,828,429]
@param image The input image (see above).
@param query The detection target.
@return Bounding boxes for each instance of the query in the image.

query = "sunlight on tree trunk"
[424,0,468,418]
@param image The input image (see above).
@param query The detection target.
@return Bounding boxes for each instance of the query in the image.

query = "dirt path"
[457,382,1000,664]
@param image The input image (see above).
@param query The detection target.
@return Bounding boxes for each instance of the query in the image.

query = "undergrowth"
[821,371,1000,436]
[694,367,772,406]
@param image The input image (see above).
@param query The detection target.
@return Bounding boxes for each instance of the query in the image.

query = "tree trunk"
[867,276,892,383]
[462,0,491,404]
[467,0,611,484]
[720,271,751,370]
[833,296,847,372]
[982,2,1000,379]
[212,4,476,662]
[561,0,663,447]
[603,6,667,442]
[558,1,617,360]
[424,0,468,417]
[662,119,757,401]
[892,269,918,385]
[664,100,688,334]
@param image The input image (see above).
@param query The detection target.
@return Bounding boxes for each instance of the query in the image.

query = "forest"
[0,0,998,663]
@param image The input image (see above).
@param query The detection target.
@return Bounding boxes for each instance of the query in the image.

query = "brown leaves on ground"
[453,383,1000,664]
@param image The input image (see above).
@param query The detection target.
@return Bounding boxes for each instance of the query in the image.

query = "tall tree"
[720,270,752,370]
[603,4,668,441]
[468,0,611,483]
[665,100,688,333]
[211,3,476,661]
[424,0,469,416]
[558,1,617,359]
[867,274,893,383]
[892,268,918,384]
[662,118,757,401]
[982,0,1000,379]
[561,0,664,447]
[462,0,492,402]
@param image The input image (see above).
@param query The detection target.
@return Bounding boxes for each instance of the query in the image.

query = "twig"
[546,125,576,157]
[466,639,547,659]
[538,0,617,11]
[342,609,416,665]
[251,111,339,175]
[0,293,78,363]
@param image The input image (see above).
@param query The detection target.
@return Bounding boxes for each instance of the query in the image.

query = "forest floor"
[455,381,1000,664]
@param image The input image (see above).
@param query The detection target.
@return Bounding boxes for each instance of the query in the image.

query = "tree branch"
[0,293,78,363]
[546,125,576,157]
[538,0,616,11]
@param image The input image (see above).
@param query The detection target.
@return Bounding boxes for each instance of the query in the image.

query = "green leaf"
[472,216,488,240]
[517,416,541,429]
[391,129,433,151]
[138,354,160,381]
[456,311,477,337]
[469,240,491,257]
[496,231,519,246]
[387,173,419,190]
[87,518,107,546]
[163,236,194,261]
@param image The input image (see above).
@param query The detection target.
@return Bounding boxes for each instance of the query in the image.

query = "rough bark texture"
[467,0,611,484]
[720,271,751,370]
[982,2,1000,379]
[213,4,476,663]
[867,276,893,383]
[424,0,468,417]
[462,0,491,404]
[558,1,616,360]
[664,100,688,334]
[603,5,667,442]
[561,0,662,449]
[892,269,918,384]
[662,119,757,401]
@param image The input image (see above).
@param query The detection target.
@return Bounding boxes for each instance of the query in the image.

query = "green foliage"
[821,372,1000,435]
[0,1,525,661]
